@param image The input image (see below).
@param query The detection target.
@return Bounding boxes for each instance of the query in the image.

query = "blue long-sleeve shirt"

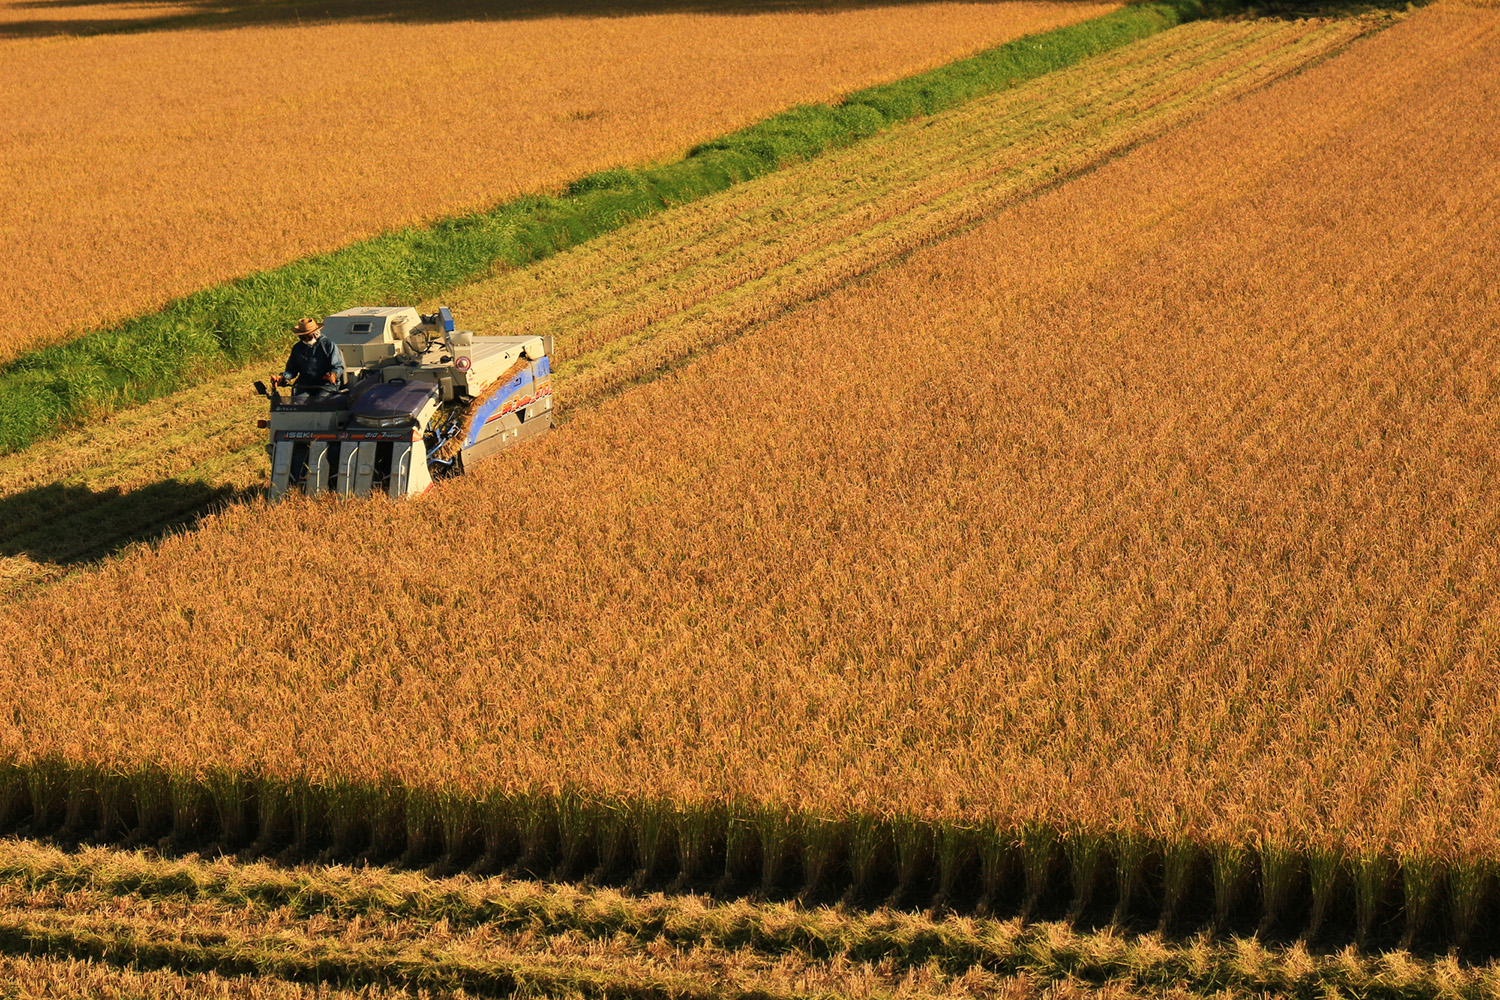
[281,336,345,388]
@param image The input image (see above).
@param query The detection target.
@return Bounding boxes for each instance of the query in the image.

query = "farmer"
[272,317,344,397]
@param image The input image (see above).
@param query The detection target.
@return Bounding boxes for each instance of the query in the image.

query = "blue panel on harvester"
[535,356,551,377]
[438,306,455,333]
[466,368,535,446]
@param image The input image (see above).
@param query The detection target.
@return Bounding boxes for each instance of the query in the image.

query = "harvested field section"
[0,845,1100,1000]
[2,0,1499,940]
[0,368,265,598]
[0,839,1486,1000]
[0,955,451,999]
[0,15,1378,599]
[0,0,1114,357]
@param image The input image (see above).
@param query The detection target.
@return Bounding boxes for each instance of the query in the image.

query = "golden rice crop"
[0,0,1114,360]
[0,14,1377,599]
[1,0,1497,940]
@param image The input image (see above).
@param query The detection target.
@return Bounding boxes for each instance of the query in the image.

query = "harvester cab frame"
[256,306,554,500]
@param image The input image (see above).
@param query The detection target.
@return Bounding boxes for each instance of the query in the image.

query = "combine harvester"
[255,307,553,499]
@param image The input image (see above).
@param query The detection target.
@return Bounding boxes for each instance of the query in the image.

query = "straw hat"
[292,317,322,336]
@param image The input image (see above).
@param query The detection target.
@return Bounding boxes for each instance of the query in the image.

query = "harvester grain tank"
[255,306,553,499]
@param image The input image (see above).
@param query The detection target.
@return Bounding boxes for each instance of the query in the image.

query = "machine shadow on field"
[1,0,1104,39]
[0,478,253,576]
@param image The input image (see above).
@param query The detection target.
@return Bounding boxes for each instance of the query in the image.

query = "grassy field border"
[0,0,1213,455]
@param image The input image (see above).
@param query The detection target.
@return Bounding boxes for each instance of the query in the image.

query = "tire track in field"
[0,14,1390,601]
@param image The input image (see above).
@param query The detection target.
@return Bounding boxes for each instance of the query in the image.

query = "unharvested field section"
[0,14,1378,598]
[0,0,1114,357]
[3,0,1499,942]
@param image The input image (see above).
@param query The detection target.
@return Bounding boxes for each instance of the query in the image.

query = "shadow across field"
[1,761,1496,962]
[1,0,1102,40]
[0,0,1427,40]
[0,478,254,576]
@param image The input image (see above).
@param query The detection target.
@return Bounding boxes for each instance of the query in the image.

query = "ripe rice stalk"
[168,771,210,846]
[673,802,727,884]
[1020,822,1059,918]
[92,768,133,843]
[591,797,633,875]
[60,771,98,838]
[1211,841,1253,930]
[1111,831,1152,925]
[892,816,935,898]
[252,777,291,852]
[1446,856,1491,949]
[518,790,560,874]
[934,822,980,906]
[1256,837,1302,935]
[1158,840,1203,932]
[1063,827,1108,922]
[437,790,482,865]
[1352,850,1394,945]
[630,797,677,884]
[799,815,849,898]
[1399,852,1443,949]
[755,804,796,892]
[203,767,250,849]
[0,763,25,831]
[22,759,68,835]
[367,778,407,860]
[1303,848,1346,941]
[289,777,328,857]
[323,779,374,856]
[555,787,600,874]
[477,788,522,869]
[129,768,172,843]
[846,814,894,898]
[721,809,760,885]
[978,826,1023,914]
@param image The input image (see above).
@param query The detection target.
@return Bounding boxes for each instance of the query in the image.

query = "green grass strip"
[0,0,1211,455]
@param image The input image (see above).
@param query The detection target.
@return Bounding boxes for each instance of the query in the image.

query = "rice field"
[2,0,1498,977]
[0,13,1379,599]
[0,0,1115,359]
